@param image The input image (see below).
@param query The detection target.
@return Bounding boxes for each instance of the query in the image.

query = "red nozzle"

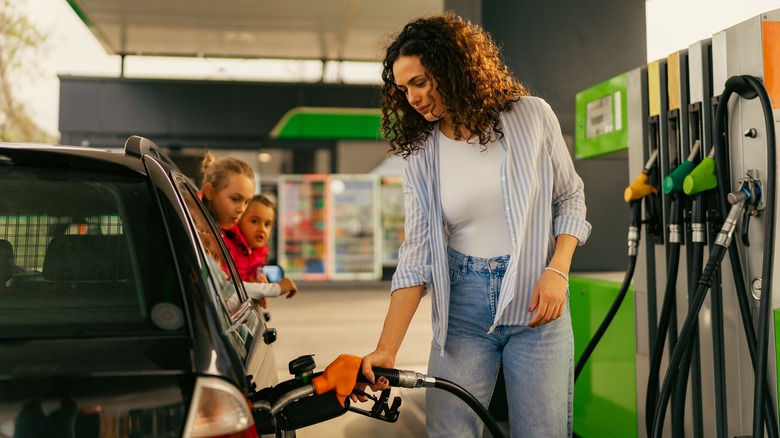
[311,354,362,407]
[624,171,657,202]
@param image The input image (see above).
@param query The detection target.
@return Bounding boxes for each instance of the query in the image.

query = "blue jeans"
[426,248,573,438]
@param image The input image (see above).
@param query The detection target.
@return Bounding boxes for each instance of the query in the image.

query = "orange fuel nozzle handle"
[311,354,362,407]
[624,170,658,203]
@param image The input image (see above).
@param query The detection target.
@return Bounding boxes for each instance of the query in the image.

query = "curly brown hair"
[380,12,529,158]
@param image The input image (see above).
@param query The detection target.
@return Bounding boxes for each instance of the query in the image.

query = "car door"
[171,174,278,389]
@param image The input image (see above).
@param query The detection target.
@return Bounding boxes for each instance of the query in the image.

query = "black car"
[0,137,279,438]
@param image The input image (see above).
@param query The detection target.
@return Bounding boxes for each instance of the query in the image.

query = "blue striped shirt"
[390,96,592,353]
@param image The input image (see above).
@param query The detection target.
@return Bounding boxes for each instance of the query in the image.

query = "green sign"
[575,73,629,159]
[271,107,383,140]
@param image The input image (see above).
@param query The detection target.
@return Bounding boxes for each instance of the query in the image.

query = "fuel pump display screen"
[575,72,628,159]
[585,95,613,138]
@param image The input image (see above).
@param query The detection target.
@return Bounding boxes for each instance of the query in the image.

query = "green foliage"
[0,0,55,143]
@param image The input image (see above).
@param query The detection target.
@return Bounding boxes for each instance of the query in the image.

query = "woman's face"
[392,55,448,124]
[203,173,255,228]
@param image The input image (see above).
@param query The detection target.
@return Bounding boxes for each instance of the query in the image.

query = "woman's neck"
[439,118,473,142]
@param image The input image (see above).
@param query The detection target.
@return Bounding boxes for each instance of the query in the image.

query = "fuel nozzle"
[713,179,759,250]
[728,170,762,247]
[310,354,402,423]
[357,367,437,389]
[683,147,718,195]
[311,354,362,407]
[728,170,762,207]
[624,149,659,202]
[663,140,701,194]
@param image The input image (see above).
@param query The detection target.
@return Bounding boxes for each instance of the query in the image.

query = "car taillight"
[183,377,259,438]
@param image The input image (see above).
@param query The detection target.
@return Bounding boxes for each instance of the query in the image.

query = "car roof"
[0,136,170,175]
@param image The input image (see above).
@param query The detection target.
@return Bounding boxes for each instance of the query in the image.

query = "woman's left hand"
[528,269,567,327]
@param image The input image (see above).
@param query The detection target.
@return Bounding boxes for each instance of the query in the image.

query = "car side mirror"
[262,265,284,283]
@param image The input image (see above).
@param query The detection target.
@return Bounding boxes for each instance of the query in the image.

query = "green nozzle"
[663,160,695,194]
[683,157,718,195]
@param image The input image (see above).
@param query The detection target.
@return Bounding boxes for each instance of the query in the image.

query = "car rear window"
[0,163,186,339]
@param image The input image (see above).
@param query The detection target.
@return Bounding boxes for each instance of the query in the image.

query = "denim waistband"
[447,247,510,273]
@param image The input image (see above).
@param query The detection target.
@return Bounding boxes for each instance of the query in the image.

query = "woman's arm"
[356,157,431,397]
[542,101,591,244]
[366,286,425,368]
[355,285,424,397]
[526,100,589,327]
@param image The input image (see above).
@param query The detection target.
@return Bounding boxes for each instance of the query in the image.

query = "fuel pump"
[636,57,682,438]
[707,13,780,437]
[643,50,711,437]
[651,74,777,438]
[685,37,728,438]
[665,48,704,438]
[651,10,780,435]
[572,8,780,437]
[607,65,661,438]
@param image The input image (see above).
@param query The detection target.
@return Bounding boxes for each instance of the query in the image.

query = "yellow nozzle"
[624,172,658,202]
[311,354,362,407]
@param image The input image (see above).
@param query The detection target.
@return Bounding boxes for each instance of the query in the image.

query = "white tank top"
[438,131,512,258]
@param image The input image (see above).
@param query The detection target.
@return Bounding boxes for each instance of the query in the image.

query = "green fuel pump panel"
[571,275,638,438]
[574,69,648,437]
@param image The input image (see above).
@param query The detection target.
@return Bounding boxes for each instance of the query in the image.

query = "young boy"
[234,194,297,303]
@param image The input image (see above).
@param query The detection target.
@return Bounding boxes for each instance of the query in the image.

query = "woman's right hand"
[351,349,394,403]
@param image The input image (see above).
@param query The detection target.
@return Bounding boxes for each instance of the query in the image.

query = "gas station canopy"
[66,0,443,61]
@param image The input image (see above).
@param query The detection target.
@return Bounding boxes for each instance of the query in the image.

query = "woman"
[358,12,591,437]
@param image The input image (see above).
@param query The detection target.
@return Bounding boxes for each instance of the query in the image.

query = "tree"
[0,0,54,142]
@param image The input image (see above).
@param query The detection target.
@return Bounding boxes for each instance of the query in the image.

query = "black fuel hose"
[672,194,706,438]
[703,191,729,438]
[723,214,779,438]
[574,201,641,382]
[645,195,681,436]
[359,368,506,438]
[724,230,779,438]
[431,378,504,437]
[651,239,730,437]
[741,74,777,438]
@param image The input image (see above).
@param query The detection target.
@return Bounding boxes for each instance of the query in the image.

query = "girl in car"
[199,152,297,300]
[236,194,297,306]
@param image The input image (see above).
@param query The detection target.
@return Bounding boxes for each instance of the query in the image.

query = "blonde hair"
[200,151,255,191]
